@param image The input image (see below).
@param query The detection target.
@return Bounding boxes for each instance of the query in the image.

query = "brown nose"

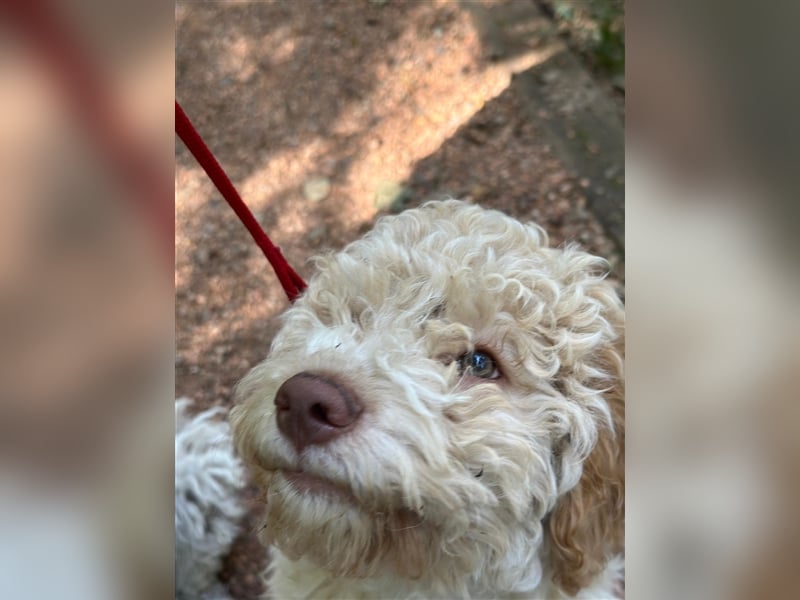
[274,372,363,452]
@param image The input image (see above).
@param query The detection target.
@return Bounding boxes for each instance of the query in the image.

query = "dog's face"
[231,200,624,595]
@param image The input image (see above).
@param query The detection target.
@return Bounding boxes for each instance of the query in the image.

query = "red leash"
[176,101,306,303]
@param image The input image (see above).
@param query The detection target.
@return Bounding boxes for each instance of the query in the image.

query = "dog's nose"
[274,372,363,452]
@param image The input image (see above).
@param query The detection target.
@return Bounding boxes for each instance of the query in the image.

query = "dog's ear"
[547,339,625,595]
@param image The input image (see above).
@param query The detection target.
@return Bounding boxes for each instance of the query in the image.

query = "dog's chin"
[260,469,472,581]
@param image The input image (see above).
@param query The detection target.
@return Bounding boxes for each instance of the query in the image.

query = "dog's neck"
[266,548,623,599]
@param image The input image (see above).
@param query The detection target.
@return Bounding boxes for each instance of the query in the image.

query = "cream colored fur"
[231,200,625,598]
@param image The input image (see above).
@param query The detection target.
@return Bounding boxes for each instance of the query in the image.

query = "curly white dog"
[231,200,624,599]
[175,398,246,600]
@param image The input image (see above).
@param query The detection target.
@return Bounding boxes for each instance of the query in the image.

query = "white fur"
[175,398,246,600]
[231,201,624,598]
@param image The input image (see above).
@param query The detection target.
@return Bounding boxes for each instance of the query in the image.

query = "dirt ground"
[176,1,623,597]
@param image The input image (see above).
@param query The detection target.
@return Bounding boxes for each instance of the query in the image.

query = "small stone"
[541,69,558,84]
[373,180,412,212]
[469,183,488,201]
[302,176,331,202]
[307,224,327,246]
[194,247,210,264]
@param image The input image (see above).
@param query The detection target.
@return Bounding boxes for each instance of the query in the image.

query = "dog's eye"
[459,350,500,379]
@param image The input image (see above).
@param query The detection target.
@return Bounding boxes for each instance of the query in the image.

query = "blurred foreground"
[0,1,173,598]
[627,2,800,599]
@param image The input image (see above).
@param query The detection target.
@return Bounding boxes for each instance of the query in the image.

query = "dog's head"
[231,200,624,595]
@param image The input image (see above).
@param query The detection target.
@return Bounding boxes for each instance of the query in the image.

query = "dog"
[231,200,624,598]
[175,398,246,600]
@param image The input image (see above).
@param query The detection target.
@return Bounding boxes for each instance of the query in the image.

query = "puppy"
[231,200,624,598]
[175,398,246,600]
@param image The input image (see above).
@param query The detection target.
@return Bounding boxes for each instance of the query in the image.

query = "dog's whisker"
[386,520,425,532]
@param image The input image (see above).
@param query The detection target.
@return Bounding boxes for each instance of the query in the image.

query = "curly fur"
[175,398,246,600]
[231,200,624,598]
